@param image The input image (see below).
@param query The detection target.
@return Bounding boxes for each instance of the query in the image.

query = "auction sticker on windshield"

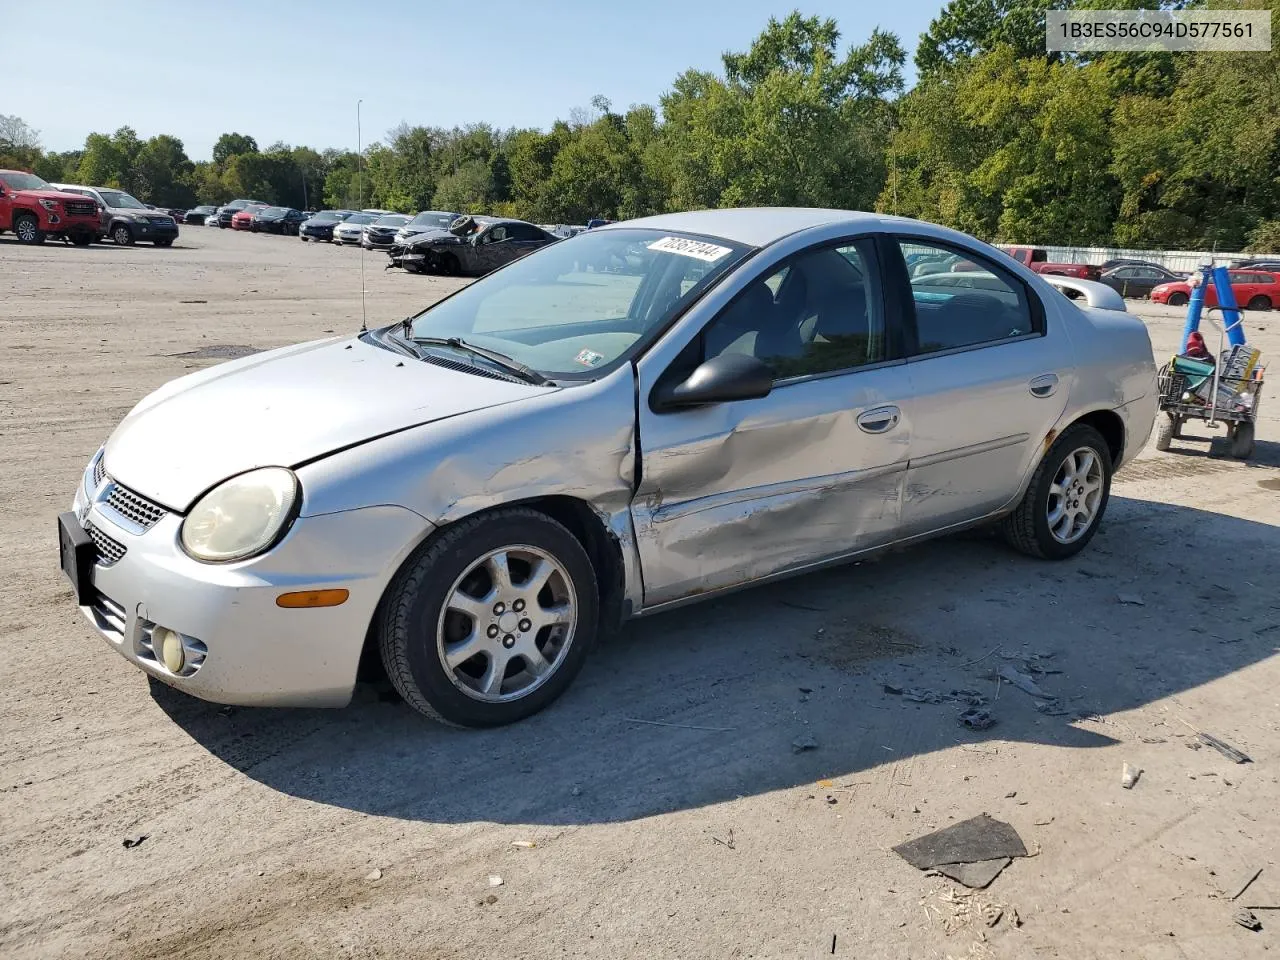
[575,348,605,367]
[647,236,732,262]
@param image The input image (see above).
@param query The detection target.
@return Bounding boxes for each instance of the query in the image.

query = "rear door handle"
[857,405,901,434]
[1029,374,1059,398]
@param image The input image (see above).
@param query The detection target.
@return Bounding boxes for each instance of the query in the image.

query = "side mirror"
[651,353,773,412]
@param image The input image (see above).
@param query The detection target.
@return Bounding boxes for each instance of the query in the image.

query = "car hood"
[406,230,464,249]
[21,187,93,202]
[103,336,545,512]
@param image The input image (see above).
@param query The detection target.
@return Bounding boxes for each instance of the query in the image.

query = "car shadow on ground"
[151,494,1279,826]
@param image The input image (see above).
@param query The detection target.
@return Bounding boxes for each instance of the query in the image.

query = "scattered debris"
[884,684,987,706]
[624,717,735,732]
[711,829,736,849]
[122,835,149,849]
[780,599,826,612]
[996,664,1047,698]
[1122,763,1143,789]
[1230,868,1264,901]
[894,815,1028,889]
[1234,908,1263,931]
[570,786,582,797]
[178,299,208,304]
[1198,732,1252,764]
[1117,593,1146,606]
[982,903,1004,927]
[826,795,839,805]
[482,894,498,906]
[1034,817,1055,826]
[961,646,1002,668]
[510,840,536,849]
[1010,906,1022,927]
[1035,700,1069,716]
[792,734,819,753]
[799,687,813,694]
[488,875,504,888]
[1253,623,1280,635]
[365,868,382,882]
[1004,791,1017,799]
[958,708,996,731]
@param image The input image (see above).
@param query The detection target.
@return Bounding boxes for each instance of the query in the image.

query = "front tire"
[112,224,134,246]
[1001,424,1113,560]
[1168,292,1190,307]
[14,213,44,244]
[379,507,599,727]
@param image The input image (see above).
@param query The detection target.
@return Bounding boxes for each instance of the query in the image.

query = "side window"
[900,240,1039,355]
[1113,268,1138,279]
[702,241,885,382]
[487,225,508,243]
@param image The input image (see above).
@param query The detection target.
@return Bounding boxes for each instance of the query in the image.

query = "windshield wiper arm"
[413,336,550,386]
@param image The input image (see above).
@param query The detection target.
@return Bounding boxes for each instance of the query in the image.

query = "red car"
[1150,270,1278,310]
[230,204,267,231]
[1000,246,1101,281]
[0,169,102,245]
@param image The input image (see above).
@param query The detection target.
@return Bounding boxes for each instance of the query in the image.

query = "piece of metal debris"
[893,815,1028,889]
[793,734,819,753]
[1117,593,1146,606]
[1198,732,1252,764]
[122,835,149,849]
[1234,908,1263,931]
[996,664,1047,698]
[1122,763,1142,789]
[958,708,996,731]
[510,840,536,849]
[488,875,504,888]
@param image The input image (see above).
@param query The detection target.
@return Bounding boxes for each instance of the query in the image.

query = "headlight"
[180,467,300,562]
[39,198,59,211]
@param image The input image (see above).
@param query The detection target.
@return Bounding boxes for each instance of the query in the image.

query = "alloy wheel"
[1046,447,1104,544]
[435,545,577,703]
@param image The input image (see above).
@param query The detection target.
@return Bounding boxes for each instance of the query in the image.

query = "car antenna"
[357,98,368,333]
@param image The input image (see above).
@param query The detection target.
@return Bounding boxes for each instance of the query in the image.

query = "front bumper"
[69,461,432,707]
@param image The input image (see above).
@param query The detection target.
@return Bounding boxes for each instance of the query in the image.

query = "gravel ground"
[2,226,1278,960]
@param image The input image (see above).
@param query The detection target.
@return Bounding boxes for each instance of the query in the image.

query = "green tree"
[212,132,259,166]
[915,0,1064,77]
[432,160,494,213]
[133,135,196,206]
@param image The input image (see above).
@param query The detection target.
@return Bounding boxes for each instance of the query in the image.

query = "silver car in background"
[332,212,379,245]
[60,208,1157,727]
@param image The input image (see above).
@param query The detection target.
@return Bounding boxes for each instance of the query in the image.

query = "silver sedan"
[60,209,1157,726]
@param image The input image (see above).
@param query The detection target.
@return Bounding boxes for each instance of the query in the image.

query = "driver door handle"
[1029,374,1059,398]
[857,405,901,434]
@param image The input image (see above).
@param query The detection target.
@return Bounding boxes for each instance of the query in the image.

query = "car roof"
[598,208,886,247]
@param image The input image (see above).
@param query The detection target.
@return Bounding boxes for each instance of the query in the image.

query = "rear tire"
[1155,415,1176,452]
[1230,421,1256,459]
[1001,423,1113,560]
[1247,295,1272,311]
[378,507,599,727]
[1168,292,1190,307]
[14,213,44,244]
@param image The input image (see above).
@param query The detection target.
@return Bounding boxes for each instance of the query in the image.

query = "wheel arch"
[356,495,628,684]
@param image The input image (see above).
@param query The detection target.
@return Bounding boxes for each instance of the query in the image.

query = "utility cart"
[1155,309,1265,459]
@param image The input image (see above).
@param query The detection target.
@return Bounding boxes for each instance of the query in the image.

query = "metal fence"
[1031,245,1254,274]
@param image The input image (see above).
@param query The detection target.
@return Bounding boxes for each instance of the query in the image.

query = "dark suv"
[51,183,179,246]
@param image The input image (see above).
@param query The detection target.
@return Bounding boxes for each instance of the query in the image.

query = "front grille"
[65,200,98,217]
[93,455,106,487]
[85,521,126,566]
[147,216,173,226]
[106,483,167,529]
[418,352,522,384]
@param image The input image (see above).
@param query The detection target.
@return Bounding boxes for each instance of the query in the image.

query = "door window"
[702,241,885,381]
[900,240,1040,355]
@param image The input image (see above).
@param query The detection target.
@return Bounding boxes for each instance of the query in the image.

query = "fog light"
[156,628,186,672]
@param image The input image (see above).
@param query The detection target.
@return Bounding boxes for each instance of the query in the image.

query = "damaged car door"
[631,238,912,607]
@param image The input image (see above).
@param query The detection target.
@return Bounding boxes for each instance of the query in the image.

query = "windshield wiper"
[412,335,551,386]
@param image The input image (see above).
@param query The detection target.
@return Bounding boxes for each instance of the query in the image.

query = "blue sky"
[4,0,939,160]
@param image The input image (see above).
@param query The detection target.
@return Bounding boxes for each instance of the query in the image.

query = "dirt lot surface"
[2,226,1279,959]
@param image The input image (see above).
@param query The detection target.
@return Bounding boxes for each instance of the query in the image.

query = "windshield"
[311,211,348,222]
[344,213,377,226]
[1,172,50,191]
[404,228,752,378]
[99,190,149,209]
[410,212,457,229]
[376,214,410,227]
[261,206,287,217]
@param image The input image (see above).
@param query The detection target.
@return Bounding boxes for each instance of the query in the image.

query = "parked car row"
[0,170,180,246]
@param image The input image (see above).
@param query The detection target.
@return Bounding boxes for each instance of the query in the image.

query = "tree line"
[2,2,1276,252]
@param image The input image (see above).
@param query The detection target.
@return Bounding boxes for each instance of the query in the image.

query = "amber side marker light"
[276,589,349,608]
